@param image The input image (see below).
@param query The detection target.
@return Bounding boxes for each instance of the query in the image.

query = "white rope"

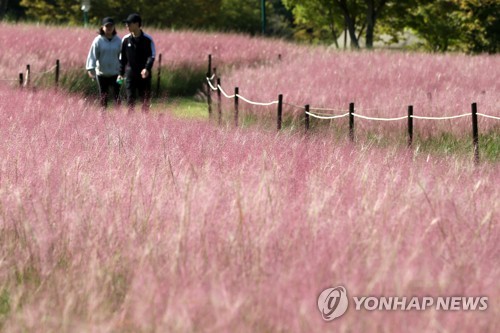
[218,84,235,99]
[352,113,408,121]
[206,77,218,91]
[477,113,500,120]
[206,80,500,122]
[306,111,349,120]
[411,113,470,120]
[236,94,278,106]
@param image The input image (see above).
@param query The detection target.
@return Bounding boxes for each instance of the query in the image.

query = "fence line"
[411,113,471,120]
[213,78,499,122]
[476,113,500,120]
[306,111,350,120]
[236,94,279,106]
[352,113,408,121]
[204,51,499,165]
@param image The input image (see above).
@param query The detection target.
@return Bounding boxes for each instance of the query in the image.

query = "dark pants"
[97,75,121,108]
[125,74,151,112]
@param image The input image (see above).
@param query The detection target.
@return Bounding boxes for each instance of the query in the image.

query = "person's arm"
[86,38,98,78]
[119,36,128,77]
[145,36,156,72]
[141,35,156,79]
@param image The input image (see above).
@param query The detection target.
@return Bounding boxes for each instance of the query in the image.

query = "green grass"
[415,131,500,162]
[161,98,209,119]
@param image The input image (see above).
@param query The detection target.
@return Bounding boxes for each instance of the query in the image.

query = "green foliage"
[20,0,80,24]
[10,0,499,52]
[17,0,281,35]
[451,0,499,53]
[283,0,344,45]
[409,1,463,52]
[381,0,499,53]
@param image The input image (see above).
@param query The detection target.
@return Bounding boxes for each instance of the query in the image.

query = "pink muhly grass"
[0,84,498,332]
[220,49,499,137]
[0,22,296,81]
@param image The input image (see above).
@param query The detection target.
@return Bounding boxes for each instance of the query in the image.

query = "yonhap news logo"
[317,286,349,321]
[318,286,488,321]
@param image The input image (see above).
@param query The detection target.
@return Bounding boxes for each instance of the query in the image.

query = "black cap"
[102,17,115,26]
[123,13,141,25]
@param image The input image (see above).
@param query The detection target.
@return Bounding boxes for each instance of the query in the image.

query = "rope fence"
[0,60,62,88]
[205,54,499,165]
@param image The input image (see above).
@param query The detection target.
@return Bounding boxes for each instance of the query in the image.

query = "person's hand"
[141,69,149,79]
[87,71,96,80]
[117,75,124,81]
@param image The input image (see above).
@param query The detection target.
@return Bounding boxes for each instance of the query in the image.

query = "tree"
[284,0,405,48]
[381,0,499,53]
[20,0,80,24]
[282,0,344,46]
[451,0,499,53]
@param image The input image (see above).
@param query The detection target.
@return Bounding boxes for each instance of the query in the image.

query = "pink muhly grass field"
[0,84,498,332]
[0,22,294,81]
[219,50,499,137]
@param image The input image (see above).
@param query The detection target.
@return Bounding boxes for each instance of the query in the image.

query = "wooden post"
[207,54,212,78]
[207,55,212,117]
[25,64,30,87]
[19,73,23,87]
[408,105,413,147]
[217,78,222,126]
[156,53,162,97]
[234,87,239,127]
[277,94,283,131]
[305,104,310,132]
[55,59,60,87]
[349,102,354,142]
[472,102,479,165]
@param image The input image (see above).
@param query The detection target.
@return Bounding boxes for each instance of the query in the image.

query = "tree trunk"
[327,6,340,48]
[335,0,359,48]
[0,0,9,19]
[366,0,375,48]
[365,0,387,49]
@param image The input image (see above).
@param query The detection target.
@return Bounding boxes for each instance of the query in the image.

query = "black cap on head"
[123,13,141,25]
[102,17,114,26]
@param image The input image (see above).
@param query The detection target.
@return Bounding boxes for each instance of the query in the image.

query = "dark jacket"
[120,31,156,77]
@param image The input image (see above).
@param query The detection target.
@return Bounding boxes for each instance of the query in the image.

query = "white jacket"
[86,34,121,76]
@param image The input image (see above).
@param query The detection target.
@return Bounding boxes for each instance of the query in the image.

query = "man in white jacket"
[86,17,122,108]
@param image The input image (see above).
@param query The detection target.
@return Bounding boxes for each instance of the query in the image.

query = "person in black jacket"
[117,13,156,112]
